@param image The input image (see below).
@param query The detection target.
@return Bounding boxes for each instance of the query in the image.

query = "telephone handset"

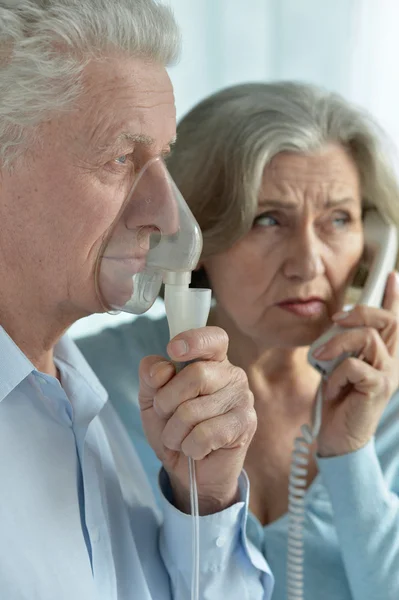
[308,208,398,376]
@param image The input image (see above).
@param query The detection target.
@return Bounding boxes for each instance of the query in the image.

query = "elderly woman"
[78,81,399,600]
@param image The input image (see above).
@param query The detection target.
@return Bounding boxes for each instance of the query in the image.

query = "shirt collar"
[54,334,108,427]
[0,326,35,402]
[0,326,108,427]
[55,334,107,398]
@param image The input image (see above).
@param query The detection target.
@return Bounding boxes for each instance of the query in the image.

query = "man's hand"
[138,326,257,515]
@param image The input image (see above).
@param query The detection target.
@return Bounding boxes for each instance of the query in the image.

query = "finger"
[382,272,399,355]
[332,305,391,329]
[313,326,390,370]
[138,355,176,411]
[382,271,399,315]
[324,356,392,403]
[331,303,398,356]
[167,326,229,363]
[161,386,248,451]
[180,406,257,460]
[154,361,244,419]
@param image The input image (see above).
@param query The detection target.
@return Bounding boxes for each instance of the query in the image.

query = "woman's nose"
[282,227,325,282]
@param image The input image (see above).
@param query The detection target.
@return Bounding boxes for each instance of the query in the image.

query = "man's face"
[0,55,176,321]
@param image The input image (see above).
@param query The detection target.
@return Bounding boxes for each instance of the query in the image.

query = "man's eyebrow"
[168,136,177,148]
[112,132,177,151]
[115,132,154,147]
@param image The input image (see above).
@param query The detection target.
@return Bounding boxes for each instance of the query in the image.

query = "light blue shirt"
[0,326,274,600]
[78,315,399,600]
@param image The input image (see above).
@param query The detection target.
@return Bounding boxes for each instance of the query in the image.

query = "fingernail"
[312,344,326,358]
[150,361,170,378]
[169,339,188,358]
[332,310,350,321]
[395,272,399,290]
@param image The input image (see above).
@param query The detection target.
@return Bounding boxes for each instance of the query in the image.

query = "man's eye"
[114,155,128,165]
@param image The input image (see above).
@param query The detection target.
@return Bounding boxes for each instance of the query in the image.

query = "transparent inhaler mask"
[96,156,203,314]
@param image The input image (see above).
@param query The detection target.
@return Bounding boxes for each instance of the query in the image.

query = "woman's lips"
[277,298,326,317]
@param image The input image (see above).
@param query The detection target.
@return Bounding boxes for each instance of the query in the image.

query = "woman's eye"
[331,212,351,228]
[253,213,279,227]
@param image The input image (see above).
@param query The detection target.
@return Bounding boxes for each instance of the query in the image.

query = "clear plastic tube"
[174,359,200,600]
[188,456,200,600]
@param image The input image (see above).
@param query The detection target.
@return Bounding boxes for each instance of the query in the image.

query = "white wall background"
[69,0,399,339]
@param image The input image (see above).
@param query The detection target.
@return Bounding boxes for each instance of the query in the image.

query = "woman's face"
[203,144,364,348]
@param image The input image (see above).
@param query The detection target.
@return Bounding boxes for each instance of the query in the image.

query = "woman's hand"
[138,326,257,515]
[313,272,399,457]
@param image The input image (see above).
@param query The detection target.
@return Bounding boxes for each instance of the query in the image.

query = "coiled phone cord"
[286,380,324,600]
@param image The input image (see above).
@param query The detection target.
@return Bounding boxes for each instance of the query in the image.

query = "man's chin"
[96,281,134,312]
[69,289,131,322]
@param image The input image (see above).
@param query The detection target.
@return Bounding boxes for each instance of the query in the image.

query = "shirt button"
[216,536,226,548]
[91,528,100,543]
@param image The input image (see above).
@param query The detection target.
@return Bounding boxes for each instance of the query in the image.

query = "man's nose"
[124,158,180,236]
[282,226,325,281]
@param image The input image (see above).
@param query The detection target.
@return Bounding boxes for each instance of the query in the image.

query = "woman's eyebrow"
[325,197,357,207]
[258,197,357,210]
[258,199,297,209]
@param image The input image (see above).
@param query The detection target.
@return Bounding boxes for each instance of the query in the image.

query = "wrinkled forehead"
[258,146,362,209]
[65,56,176,154]
[264,145,360,186]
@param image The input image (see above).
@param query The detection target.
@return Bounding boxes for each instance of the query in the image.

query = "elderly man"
[0,1,274,599]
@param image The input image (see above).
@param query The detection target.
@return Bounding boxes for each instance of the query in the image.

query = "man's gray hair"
[0,0,180,166]
[167,81,399,261]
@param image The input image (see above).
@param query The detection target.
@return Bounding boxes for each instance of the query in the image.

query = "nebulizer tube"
[95,156,211,600]
[164,275,211,600]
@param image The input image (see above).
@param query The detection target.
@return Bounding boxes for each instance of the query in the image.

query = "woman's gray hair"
[0,0,180,166]
[166,81,399,266]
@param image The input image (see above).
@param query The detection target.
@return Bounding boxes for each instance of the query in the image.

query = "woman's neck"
[208,305,321,420]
